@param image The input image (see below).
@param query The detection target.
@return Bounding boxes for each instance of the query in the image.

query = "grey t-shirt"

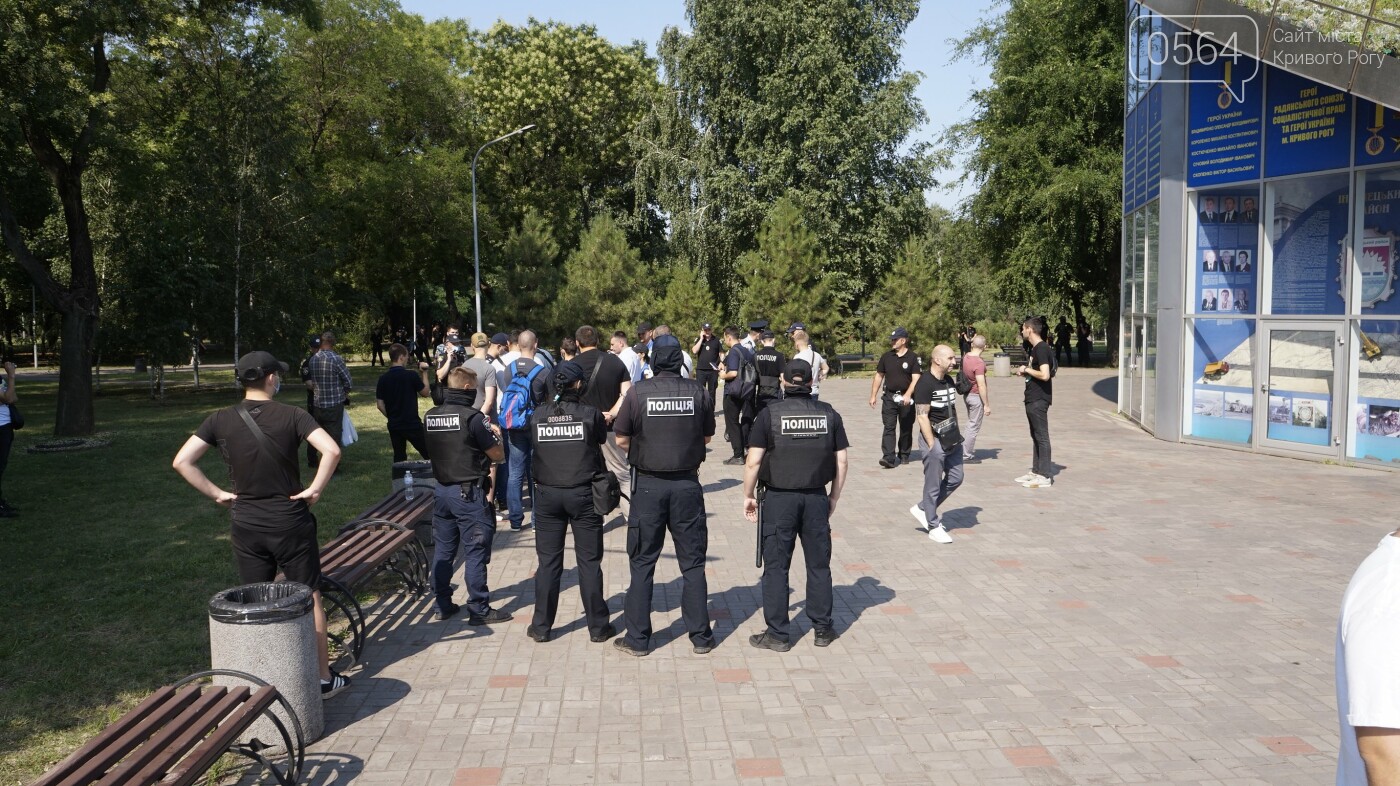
[464,356,497,392]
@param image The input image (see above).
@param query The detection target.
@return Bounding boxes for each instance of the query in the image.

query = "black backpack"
[735,347,758,400]
[955,370,974,396]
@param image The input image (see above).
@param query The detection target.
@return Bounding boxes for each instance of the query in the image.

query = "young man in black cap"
[693,322,723,413]
[869,327,922,467]
[173,351,350,698]
[742,358,848,651]
[526,360,616,643]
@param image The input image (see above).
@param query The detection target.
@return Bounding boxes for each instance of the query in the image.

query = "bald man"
[909,345,962,544]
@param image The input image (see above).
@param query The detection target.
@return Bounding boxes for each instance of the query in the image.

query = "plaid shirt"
[309,349,353,409]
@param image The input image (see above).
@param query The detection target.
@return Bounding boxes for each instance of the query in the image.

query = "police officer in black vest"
[423,366,508,624]
[743,359,849,651]
[526,361,617,644]
[612,335,717,656]
[753,330,786,416]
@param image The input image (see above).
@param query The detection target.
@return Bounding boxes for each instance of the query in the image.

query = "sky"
[396,0,994,211]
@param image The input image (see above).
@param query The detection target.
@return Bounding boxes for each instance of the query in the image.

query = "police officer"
[422,366,508,624]
[753,329,786,415]
[612,335,717,656]
[742,319,767,351]
[742,359,848,651]
[526,361,617,644]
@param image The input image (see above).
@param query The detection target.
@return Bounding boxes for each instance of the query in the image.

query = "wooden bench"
[35,669,304,786]
[294,489,434,667]
[999,344,1029,365]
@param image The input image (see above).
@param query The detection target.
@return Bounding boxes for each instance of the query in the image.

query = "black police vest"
[530,400,601,488]
[754,349,783,397]
[630,375,706,472]
[422,401,490,485]
[760,397,837,490]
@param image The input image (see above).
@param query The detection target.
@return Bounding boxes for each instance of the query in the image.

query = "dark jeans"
[1056,339,1072,365]
[506,429,534,526]
[1078,340,1092,366]
[623,472,714,650]
[531,484,610,636]
[431,483,495,616]
[389,427,427,464]
[760,489,833,641]
[881,396,915,461]
[311,404,344,467]
[696,370,719,415]
[723,395,750,458]
[1025,399,1052,477]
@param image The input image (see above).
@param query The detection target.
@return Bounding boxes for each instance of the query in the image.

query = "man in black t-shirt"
[910,345,962,544]
[572,325,633,522]
[376,343,432,462]
[692,323,723,413]
[1015,317,1055,488]
[868,327,922,468]
[173,351,350,698]
[721,326,756,465]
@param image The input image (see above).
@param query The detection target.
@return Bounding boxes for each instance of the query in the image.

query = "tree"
[659,262,718,334]
[737,198,834,341]
[489,209,561,334]
[551,214,650,335]
[946,0,1123,333]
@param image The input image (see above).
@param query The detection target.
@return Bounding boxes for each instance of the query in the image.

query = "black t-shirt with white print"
[913,372,958,426]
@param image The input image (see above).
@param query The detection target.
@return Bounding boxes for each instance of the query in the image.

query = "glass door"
[1257,323,1343,455]
[1129,319,1145,422]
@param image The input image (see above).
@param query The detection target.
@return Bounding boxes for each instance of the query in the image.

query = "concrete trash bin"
[209,581,324,744]
[993,353,1012,377]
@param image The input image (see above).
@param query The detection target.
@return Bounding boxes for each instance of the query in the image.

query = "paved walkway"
[312,369,1394,785]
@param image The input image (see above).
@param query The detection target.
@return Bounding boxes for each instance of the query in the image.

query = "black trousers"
[723,395,750,458]
[760,489,833,641]
[696,370,719,415]
[881,396,915,461]
[1055,339,1072,365]
[531,484,610,636]
[311,404,344,467]
[389,427,427,464]
[0,423,15,502]
[622,472,714,650]
[1025,399,1052,477]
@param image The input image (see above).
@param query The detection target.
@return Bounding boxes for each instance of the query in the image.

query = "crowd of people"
[171,313,1063,700]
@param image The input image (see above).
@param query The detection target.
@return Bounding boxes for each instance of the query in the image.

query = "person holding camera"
[435,327,470,385]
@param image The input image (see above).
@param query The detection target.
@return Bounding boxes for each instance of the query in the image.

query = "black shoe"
[467,608,513,626]
[898,453,910,463]
[590,625,619,643]
[510,521,524,531]
[723,456,744,466]
[526,626,550,643]
[692,640,715,655]
[748,632,792,652]
[436,603,460,621]
[613,637,649,657]
[813,628,838,648]
[879,457,896,469]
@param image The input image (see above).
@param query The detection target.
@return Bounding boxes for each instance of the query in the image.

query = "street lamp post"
[472,124,536,334]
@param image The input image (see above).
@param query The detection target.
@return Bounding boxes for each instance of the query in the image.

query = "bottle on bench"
[404,471,416,501]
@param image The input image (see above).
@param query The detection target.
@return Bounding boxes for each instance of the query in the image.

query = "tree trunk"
[55,309,96,434]
[443,269,460,324]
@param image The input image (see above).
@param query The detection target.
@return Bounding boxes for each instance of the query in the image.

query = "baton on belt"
[755,483,767,569]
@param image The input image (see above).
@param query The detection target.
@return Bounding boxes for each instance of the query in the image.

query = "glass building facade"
[1122,2,1400,468]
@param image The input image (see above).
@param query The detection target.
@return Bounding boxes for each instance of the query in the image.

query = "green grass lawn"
[0,363,405,784]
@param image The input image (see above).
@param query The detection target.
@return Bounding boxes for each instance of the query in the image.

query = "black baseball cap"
[308,336,321,349]
[490,332,509,346]
[636,321,653,333]
[785,358,813,386]
[236,351,289,384]
[890,327,909,340]
[702,322,713,330]
[553,360,586,388]
[786,322,806,335]
[760,330,775,341]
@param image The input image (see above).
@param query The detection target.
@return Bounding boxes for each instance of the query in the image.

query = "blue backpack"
[497,361,545,430]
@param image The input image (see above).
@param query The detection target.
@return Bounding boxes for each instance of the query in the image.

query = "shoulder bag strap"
[235,404,300,486]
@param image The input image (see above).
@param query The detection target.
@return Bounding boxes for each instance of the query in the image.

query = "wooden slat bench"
[34,669,304,786]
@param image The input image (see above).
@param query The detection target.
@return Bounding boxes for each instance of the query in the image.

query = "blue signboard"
[1187,56,1263,186]
[1146,86,1161,201]
[1264,66,1352,177]
[1354,98,1400,168]
[1270,177,1348,314]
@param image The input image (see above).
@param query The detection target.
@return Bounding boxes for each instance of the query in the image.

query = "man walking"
[721,326,755,466]
[1016,317,1055,488]
[375,343,432,462]
[960,335,991,461]
[573,326,632,523]
[742,359,847,651]
[173,351,350,697]
[308,331,352,468]
[910,345,962,544]
[423,367,508,624]
[868,327,921,468]
[612,336,716,656]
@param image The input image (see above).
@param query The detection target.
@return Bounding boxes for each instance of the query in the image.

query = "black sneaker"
[590,624,619,643]
[510,521,523,531]
[526,626,550,643]
[692,641,715,655]
[467,608,513,626]
[613,637,649,657]
[879,457,896,469]
[320,670,351,699]
[898,453,910,463]
[748,632,792,652]
[813,628,838,648]
[723,456,745,466]
[436,603,460,621]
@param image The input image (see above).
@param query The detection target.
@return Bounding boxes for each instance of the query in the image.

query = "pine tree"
[552,214,650,335]
[491,209,562,332]
[738,198,834,340]
[659,263,718,335]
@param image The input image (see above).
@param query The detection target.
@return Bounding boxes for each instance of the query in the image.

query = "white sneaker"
[1020,474,1053,488]
[908,504,929,532]
[929,525,953,543]
[1014,472,1036,484]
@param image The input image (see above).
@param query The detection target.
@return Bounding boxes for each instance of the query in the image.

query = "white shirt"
[1337,533,1400,785]
[616,347,643,383]
[793,347,825,395]
[740,336,756,351]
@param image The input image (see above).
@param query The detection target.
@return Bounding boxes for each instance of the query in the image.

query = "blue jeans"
[506,429,534,526]
[432,483,495,616]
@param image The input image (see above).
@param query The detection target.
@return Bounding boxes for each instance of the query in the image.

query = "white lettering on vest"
[537,422,585,441]
[425,413,461,432]
[646,397,695,416]
[780,415,828,436]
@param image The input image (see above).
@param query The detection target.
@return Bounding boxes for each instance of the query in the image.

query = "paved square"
[311,370,1392,785]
